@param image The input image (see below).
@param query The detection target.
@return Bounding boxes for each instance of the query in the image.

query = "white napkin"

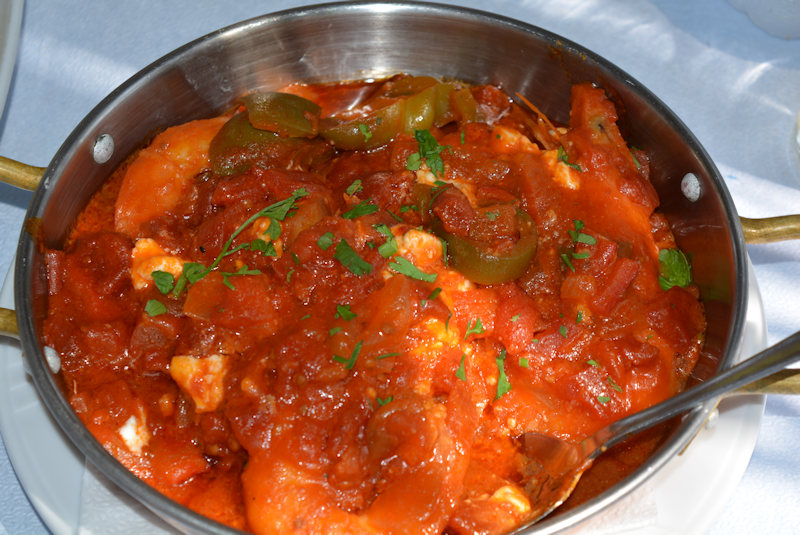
[79,461,177,535]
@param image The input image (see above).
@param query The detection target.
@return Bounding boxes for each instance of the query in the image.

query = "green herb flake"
[485,211,499,221]
[376,352,401,360]
[576,310,583,324]
[151,270,174,294]
[317,232,335,251]
[334,239,373,275]
[495,349,512,400]
[511,314,520,323]
[455,353,467,381]
[438,236,449,266]
[386,208,403,222]
[358,123,372,142]
[587,359,600,367]
[145,299,167,317]
[376,395,393,407]
[171,189,307,297]
[221,264,261,289]
[597,395,611,404]
[427,287,443,301]
[264,218,281,240]
[464,318,485,340]
[557,145,582,171]
[607,377,623,393]
[406,129,451,178]
[333,340,363,370]
[251,238,277,257]
[658,248,692,291]
[519,357,529,368]
[342,200,379,219]
[559,325,568,338]
[345,179,363,196]
[561,253,576,272]
[460,130,466,144]
[335,304,357,321]
[373,223,398,258]
[329,326,343,336]
[300,314,311,320]
[388,256,437,282]
[571,251,590,260]
[286,268,295,282]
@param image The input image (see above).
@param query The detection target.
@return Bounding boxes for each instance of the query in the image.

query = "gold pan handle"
[740,216,800,243]
[0,155,46,191]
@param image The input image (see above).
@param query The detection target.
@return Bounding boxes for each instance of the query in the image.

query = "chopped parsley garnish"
[221,264,261,289]
[264,218,281,240]
[597,395,611,404]
[386,208,403,222]
[335,304,357,321]
[455,353,467,381]
[495,349,511,400]
[332,340,363,370]
[658,248,692,291]
[607,377,623,392]
[345,179,362,196]
[358,124,372,142]
[388,257,437,282]
[286,268,295,282]
[317,232,335,250]
[172,189,307,296]
[334,239,372,275]
[329,326,343,336]
[427,287,442,301]
[373,223,398,258]
[587,359,600,367]
[559,325,568,338]
[406,129,451,178]
[511,314,520,323]
[485,211,500,221]
[250,238,277,256]
[519,357,529,368]
[145,299,167,317]
[151,270,174,294]
[427,179,449,209]
[376,352,400,360]
[576,310,583,324]
[376,396,393,406]
[343,199,379,219]
[464,318,485,340]
[438,236,449,266]
[561,252,576,272]
[568,220,596,246]
[557,145,582,171]
[301,314,311,320]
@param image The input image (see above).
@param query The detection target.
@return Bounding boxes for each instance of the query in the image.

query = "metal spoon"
[517,329,800,526]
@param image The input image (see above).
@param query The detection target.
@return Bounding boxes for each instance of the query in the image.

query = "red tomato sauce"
[41,75,705,534]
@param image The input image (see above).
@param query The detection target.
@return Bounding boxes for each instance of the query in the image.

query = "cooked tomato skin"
[41,77,705,534]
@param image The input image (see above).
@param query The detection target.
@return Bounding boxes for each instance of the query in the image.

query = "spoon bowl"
[517,329,800,526]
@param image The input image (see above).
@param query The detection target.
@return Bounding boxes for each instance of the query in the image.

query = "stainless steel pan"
[1,2,799,533]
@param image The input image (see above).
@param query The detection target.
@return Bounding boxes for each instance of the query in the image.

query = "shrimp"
[115,116,228,237]
[241,389,476,535]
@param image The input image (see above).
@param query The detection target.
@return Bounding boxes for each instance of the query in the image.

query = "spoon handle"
[595,330,800,456]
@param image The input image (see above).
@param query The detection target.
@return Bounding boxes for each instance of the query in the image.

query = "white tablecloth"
[1,1,799,533]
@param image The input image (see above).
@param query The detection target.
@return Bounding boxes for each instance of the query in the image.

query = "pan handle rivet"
[92,133,114,164]
[681,172,701,202]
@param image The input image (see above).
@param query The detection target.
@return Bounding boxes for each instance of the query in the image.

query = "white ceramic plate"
[0,261,766,535]
[0,0,22,116]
